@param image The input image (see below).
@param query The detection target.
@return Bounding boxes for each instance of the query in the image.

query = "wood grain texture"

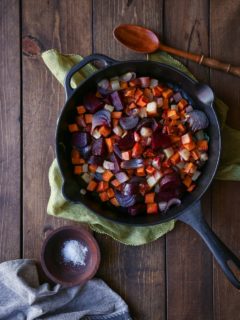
[0,0,21,261]
[164,1,213,319]
[22,0,92,259]
[93,1,166,319]
[210,1,240,319]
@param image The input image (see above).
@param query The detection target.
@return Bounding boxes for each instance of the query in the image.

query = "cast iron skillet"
[56,53,240,289]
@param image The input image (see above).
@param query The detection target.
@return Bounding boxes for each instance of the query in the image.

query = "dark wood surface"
[0,0,240,319]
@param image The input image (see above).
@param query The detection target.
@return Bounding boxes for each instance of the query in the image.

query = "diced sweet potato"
[68,124,79,133]
[147,203,158,214]
[87,180,98,191]
[145,192,155,204]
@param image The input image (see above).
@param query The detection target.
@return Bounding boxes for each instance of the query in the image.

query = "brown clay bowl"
[40,225,100,287]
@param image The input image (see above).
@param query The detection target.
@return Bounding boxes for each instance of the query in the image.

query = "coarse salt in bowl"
[40,226,101,287]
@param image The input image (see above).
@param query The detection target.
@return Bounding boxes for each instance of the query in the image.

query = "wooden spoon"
[113,24,240,77]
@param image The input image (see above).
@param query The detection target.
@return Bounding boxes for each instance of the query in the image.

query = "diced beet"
[75,116,86,127]
[128,203,146,216]
[71,132,91,148]
[159,173,181,191]
[137,117,158,131]
[92,138,107,156]
[109,152,121,173]
[79,145,92,160]
[119,116,139,130]
[91,109,111,133]
[152,126,172,150]
[89,155,104,166]
[110,91,124,110]
[83,92,103,113]
[118,131,135,151]
[156,190,177,202]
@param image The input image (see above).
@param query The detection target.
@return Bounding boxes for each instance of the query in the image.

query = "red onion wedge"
[120,158,144,169]
[110,91,124,110]
[115,191,138,208]
[83,92,103,113]
[92,138,107,156]
[71,132,91,148]
[119,116,139,130]
[91,110,111,133]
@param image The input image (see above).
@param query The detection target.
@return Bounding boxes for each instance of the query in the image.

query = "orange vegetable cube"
[177,99,188,110]
[146,166,155,175]
[74,166,82,175]
[112,119,119,127]
[99,192,109,202]
[68,124,79,133]
[87,180,98,191]
[136,167,145,176]
[152,86,163,97]
[187,184,196,192]
[184,141,196,151]
[97,181,109,192]
[163,98,169,109]
[162,88,173,99]
[102,170,114,182]
[134,88,144,101]
[167,109,180,120]
[110,197,120,206]
[111,179,121,187]
[89,164,97,173]
[132,143,143,158]
[170,152,180,165]
[191,149,200,160]
[124,88,136,97]
[170,135,181,144]
[77,105,86,114]
[85,114,93,124]
[99,125,111,137]
[128,102,136,109]
[105,137,114,153]
[112,111,122,119]
[136,95,148,108]
[107,188,115,199]
[147,203,158,214]
[183,175,192,188]
[120,81,128,89]
[197,140,208,151]
[145,193,155,204]
[178,123,186,134]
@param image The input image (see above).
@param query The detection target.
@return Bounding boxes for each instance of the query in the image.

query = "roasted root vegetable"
[69,73,209,215]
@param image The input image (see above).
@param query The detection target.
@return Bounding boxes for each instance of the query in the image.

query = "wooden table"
[1,0,240,319]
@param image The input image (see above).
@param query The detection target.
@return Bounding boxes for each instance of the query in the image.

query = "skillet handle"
[178,201,240,289]
[64,54,117,98]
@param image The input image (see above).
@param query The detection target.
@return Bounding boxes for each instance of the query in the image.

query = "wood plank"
[0,0,21,261]
[93,1,165,319]
[210,1,240,318]
[22,0,92,259]
[163,1,214,319]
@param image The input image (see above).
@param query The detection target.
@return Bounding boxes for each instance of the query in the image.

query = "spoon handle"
[160,44,240,77]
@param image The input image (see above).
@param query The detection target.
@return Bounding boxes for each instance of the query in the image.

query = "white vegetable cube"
[139,107,147,118]
[154,170,163,183]
[82,173,91,183]
[92,129,101,139]
[146,101,157,115]
[163,147,174,159]
[181,133,192,145]
[176,161,185,169]
[140,127,152,137]
[82,164,89,173]
[104,104,114,112]
[113,125,123,136]
[110,79,120,91]
[134,131,141,142]
[147,175,156,188]
[200,152,208,161]
[192,170,201,181]
[96,166,105,173]
[178,148,190,161]
[80,188,87,195]
[103,160,115,170]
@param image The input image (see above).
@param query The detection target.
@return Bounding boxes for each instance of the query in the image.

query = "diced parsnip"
[150,79,159,88]
[176,161,185,169]
[181,133,192,145]
[156,97,163,107]
[192,170,201,181]
[200,152,208,161]
[80,188,87,195]
[154,170,163,183]
[139,107,147,118]
[115,172,129,184]
[92,129,101,139]
[134,131,141,142]
[103,160,115,170]
[158,201,168,212]
[170,104,178,110]
[163,147,174,159]
[122,151,131,160]
[82,164,89,173]
[146,101,157,115]
[195,130,205,141]
[178,148,190,161]
[140,127,152,137]
[82,173,91,183]
[110,79,120,91]
[113,125,123,136]
[147,175,157,188]
[152,156,162,170]
[104,104,114,112]
[96,166,105,173]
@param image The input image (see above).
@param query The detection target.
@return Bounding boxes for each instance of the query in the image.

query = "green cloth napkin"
[42,49,240,246]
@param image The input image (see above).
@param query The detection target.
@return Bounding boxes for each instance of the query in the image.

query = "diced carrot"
[187,184,196,192]
[162,88,173,99]
[134,88,143,101]
[85,114,93,124]
[136,167,145,176]
[120,81,128,89]
[163,98,169,109]
[99,191,109,202]
[181,133,192,144]
[102,170,114,182]
[146,166,155,175]
[184,141,196,151]
[191,149,200,160]
[178,123,186,134]
[99,125,111,137]
[112,119,119,127]
[162,160,171,168]
[129,102,136,109]
[105,137,113,153]
[145,192,155,204]
[89,164,97,173]
[143,88,153,99]
[68,124,79,132]
[167,109,180,120]
[170,135,181,143]
[126,169,134,175]
[112,111,122,119]
[147,203,158,214]
[71,149,80,159]
[197,140,208,151]
[72,157,84,165]
[129,79,140,87]
[87,180,98,191]
[183,162,197,174]
[177,99,188,110]
[111,179,121,187]
[110,197,120,206]
[97,181,109,192]
[170,152,180,165]
[124,88,136,97]
[136,95,148,107]
[77,105,86,114]
[152,86,163,97]
[122,151,131,160]
[74,166,82,175]
[183,175,192,188]
[107,188,115,199]
[132,143,143,158]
